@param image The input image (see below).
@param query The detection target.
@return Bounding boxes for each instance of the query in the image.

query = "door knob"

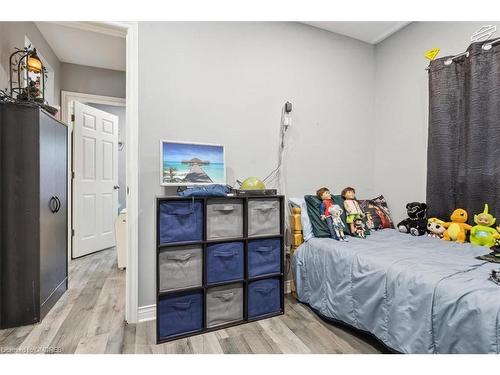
[114,185,120,190]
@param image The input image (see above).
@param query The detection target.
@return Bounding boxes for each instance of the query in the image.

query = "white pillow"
[289,197,314,242]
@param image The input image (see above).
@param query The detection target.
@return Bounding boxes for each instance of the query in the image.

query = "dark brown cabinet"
[0,103,68,329]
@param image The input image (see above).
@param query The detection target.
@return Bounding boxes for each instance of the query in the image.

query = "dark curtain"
[427,41,500,222]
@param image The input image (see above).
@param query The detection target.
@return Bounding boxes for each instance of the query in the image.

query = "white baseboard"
[139,281,292,322]
[138,304,156,322]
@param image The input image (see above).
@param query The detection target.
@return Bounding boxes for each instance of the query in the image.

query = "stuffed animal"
[397,202,428,236]
[427,217,446,238]
[354,218,366,239]
[443,208,472,243]
[470,204,500,247]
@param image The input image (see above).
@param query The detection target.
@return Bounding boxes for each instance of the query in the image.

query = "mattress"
[292,229,500,353]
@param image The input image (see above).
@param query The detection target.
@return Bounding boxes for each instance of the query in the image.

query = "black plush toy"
[397,202,428,236]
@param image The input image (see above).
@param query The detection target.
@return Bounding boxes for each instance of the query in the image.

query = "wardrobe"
[0,102,68,329]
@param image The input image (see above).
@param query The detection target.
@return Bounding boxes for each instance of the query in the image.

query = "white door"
[73,101,119,258]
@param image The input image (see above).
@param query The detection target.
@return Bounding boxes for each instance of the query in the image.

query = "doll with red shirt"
[316,187,347,241]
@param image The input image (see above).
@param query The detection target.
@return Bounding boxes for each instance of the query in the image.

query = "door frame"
[60,21,139,324]
[61,91,125,260]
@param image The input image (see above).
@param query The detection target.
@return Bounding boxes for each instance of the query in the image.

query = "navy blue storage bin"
[248,238,281,277]
[159,199,203,244]
[248,278,281,318]
[158,291,203,339]
[207,242,244,284]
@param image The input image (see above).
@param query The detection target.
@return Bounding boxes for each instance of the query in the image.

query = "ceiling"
[302,22,411,44]
[34,22,409,72]
[35,22,126,71]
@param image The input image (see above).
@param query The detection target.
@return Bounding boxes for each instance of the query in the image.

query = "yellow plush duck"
[443,208,472,243]
[470,204,500,247]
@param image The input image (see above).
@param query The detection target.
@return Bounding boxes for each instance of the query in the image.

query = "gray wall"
[60,63,126,99]
[0,22,125,106]
[138,22,376,306]
[373,21,500,223]
[0,22,61,105]
[87,103,127,211]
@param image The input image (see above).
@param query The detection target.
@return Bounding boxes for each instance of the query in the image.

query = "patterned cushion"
[359,195,394,230]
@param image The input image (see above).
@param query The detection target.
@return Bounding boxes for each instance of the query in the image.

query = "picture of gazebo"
[160,140,226,186]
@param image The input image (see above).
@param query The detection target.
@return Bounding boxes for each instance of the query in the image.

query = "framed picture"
[160,140,226,186]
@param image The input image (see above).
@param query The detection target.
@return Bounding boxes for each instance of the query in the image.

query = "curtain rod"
[426,36,500,70]
[482,37,500,50]
[444,37,500,66]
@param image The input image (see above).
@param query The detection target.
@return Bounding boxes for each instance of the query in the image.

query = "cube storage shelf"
[156,195,285,343]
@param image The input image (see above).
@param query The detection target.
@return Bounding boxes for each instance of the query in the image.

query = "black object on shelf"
[0,102,68,329]
[234,189,278,196]
[156,195,285,343]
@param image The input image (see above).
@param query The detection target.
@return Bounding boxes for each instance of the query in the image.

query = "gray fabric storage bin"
[206,283,243,328]
[206,199,243,240]
[248,198,281,237]
[159,245,202,292]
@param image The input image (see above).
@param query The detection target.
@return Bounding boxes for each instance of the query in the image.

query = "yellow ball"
[240,177,266,190]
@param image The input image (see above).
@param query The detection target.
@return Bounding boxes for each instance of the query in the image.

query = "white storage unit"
[114,208,127,269]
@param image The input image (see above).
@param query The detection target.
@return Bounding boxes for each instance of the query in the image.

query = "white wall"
[373,21,500,223]
[138,22,376,306]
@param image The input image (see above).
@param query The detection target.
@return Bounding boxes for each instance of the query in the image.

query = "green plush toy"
[470,204,500,247]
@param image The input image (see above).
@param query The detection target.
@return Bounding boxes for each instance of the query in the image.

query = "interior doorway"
[61,91,126,260]
[46,21,138,324]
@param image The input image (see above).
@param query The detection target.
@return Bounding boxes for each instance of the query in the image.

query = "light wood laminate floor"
[0,249,388,354]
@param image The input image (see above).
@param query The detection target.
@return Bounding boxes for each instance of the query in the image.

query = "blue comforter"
[292,229,500,353]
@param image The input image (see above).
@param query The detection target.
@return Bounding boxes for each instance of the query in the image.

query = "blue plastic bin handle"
[170,299,192,310]
[254,286,275,294]
[213,249,238,257]
[167,253,193,262]
[214,292,235,301]
[255,246,274,253]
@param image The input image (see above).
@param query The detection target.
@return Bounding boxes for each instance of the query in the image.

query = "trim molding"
[61,90,126,263]
[138,304,156,323]
[61,91,125,118]
[60,22,139,325]
[123,22,139,324]
[48,21,127,38]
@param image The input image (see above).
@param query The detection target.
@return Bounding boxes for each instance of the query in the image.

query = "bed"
[290,208,500,354]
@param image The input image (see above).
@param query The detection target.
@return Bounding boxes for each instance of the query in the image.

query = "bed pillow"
[304,195,331,238]
[289,197,314,241]
[359,195,394,230]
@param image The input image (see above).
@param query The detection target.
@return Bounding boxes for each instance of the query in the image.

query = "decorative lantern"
[9,47,46,103]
